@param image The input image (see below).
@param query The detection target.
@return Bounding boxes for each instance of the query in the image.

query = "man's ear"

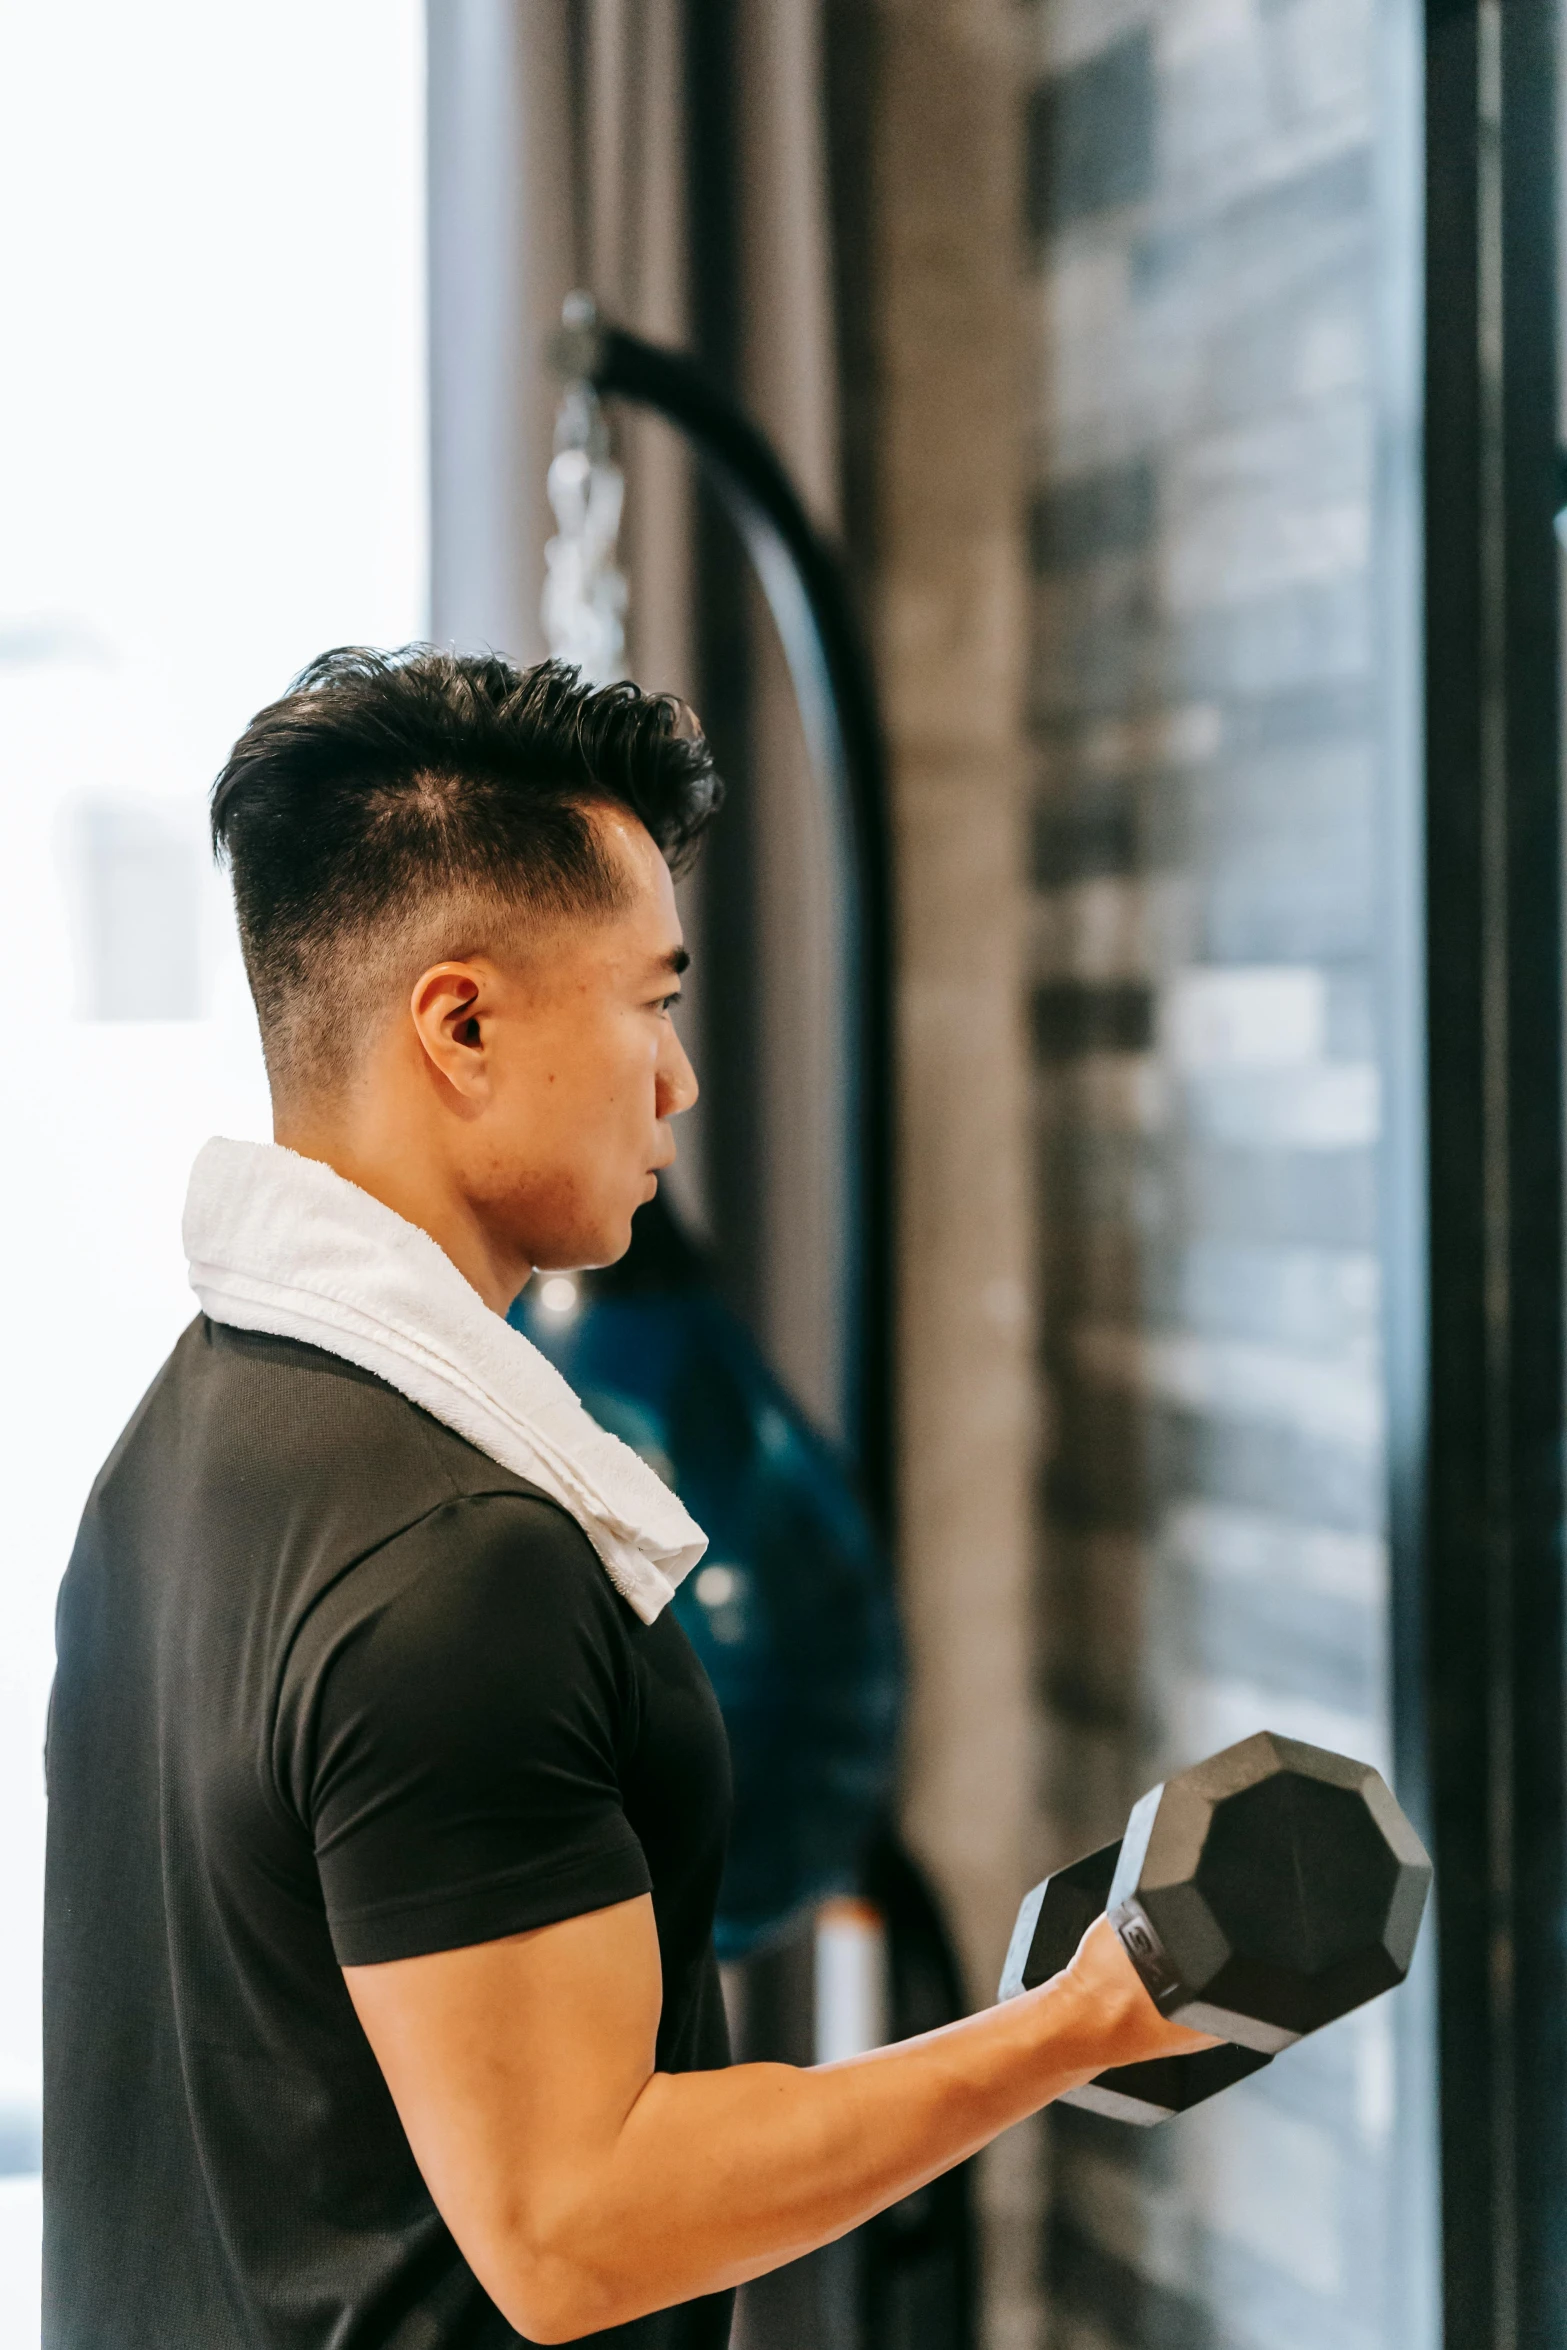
[409,961,494,1104]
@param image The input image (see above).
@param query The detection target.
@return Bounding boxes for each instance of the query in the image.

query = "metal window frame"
[1419,3,1567,2342]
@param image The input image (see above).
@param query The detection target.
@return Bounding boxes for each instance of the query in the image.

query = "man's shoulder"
[87,1316,570,1585]
[189,1322,616,1594]
[189,1316,547,1498]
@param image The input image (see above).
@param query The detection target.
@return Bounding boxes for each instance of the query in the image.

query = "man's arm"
[345,1893,1208,2343]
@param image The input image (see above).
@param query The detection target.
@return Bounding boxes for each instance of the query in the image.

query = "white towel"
[183,1136,707,1624]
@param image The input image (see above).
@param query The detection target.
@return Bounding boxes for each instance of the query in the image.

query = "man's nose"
[659,1027,700,1118]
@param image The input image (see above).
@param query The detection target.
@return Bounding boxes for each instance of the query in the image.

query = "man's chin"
[549,1212,639,1275]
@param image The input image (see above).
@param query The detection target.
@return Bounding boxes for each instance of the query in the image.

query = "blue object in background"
[511,1200,902,1959]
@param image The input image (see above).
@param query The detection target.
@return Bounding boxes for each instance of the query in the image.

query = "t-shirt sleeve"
[277,1489,654,1967]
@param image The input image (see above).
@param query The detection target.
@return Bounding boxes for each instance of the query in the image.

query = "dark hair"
[210,645,721,1093]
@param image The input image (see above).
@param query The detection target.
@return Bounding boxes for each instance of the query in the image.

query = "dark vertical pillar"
[822,0,881,596]
[683,0,764,1337]
[1422,4,1565,2344]
[1422,13,1491,2338]
[1498,2,1566,2331]
[821,0,896,1535]
[1377,0,1440,2338]
[681,15,822,2341]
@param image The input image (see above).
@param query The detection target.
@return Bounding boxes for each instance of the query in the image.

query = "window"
[0,5,426,2331]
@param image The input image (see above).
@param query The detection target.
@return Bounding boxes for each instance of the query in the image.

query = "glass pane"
[1020,1,1430,2338]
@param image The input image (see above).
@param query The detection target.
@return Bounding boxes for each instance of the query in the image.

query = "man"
[44,647,1207,2349]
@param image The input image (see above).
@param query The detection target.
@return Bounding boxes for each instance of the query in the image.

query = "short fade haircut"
[210,645,722,1098]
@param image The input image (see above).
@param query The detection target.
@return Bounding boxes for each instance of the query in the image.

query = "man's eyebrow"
[660,948,691,978]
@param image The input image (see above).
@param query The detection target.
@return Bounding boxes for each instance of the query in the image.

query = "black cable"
[556,311,897,1541]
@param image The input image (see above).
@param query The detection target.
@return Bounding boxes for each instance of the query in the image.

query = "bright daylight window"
[0,5,427,2334]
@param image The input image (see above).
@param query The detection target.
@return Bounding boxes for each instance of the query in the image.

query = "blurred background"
[3,2,1563,2347]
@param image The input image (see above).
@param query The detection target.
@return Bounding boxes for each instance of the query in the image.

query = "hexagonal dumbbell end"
[998,1839,1272,2124]
[1106,1731,1432,2054]
[999,1840,1122,2002]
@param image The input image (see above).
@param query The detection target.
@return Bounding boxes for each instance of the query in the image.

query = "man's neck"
[272,1111,530,1318]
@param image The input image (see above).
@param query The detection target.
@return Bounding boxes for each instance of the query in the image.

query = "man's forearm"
[516,1931,1166,2341]
[345,1898,1210,2345]
[578,1977,1098,2317]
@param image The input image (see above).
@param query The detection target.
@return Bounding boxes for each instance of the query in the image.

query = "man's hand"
[1060,1914,1221,2070]
[345,1895,1226,2342]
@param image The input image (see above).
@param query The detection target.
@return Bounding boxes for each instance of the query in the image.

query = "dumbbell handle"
[997,1836,1270,2125]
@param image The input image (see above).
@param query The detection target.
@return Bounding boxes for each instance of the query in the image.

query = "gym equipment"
[552,301,895,1525]
[998,1731,1432,2125]
[546,300,971,2338]
[1000,1840,1273,2124]
[513,1195,901,1958]
[538,308,908,1959]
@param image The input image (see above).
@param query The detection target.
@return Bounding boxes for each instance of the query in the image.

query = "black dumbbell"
[999,1837,1274,2122]
[998,1730,1432,2126]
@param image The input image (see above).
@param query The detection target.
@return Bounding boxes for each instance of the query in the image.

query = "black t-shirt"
[43,1318,735,2350]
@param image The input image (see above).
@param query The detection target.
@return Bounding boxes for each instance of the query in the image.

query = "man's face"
[464,809,697,1273]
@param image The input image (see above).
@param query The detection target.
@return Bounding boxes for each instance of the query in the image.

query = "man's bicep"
[344,1893,663,2316]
